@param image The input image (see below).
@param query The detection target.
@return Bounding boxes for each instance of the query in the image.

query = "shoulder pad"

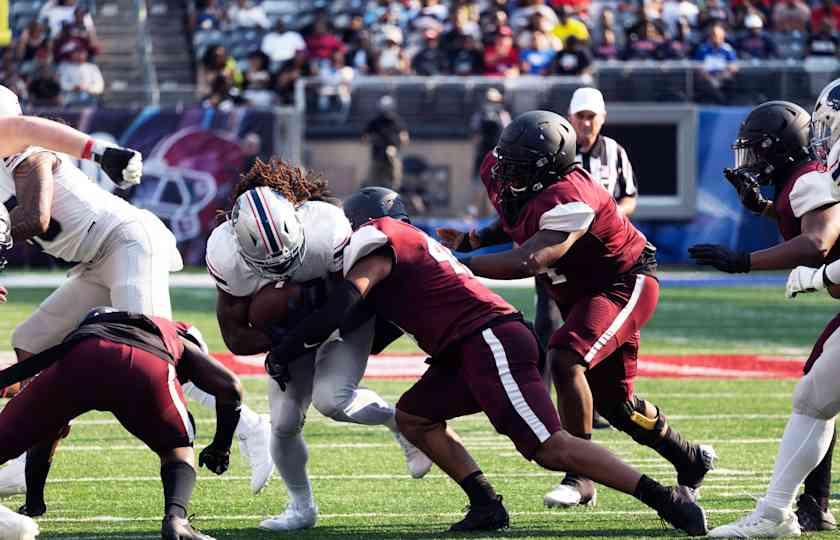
[205,221,263,297]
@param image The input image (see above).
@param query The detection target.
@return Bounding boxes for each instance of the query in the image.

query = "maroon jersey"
[480,152,651,306]
[343,217,518,357]
[773,160,840,263]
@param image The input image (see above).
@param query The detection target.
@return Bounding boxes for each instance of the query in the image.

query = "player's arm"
[10,151,57,242]
[437,218,511,252]
[463,229,584,279]
[215,287,273,355]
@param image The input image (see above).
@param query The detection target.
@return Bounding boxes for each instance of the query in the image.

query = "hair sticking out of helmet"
[0,204,12,272]
[342,186,409,230]
[0,85,22,118]
[811,79,840,166]
[233,158,332,208]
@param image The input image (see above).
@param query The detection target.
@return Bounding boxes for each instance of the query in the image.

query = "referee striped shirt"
[577,135,637,201]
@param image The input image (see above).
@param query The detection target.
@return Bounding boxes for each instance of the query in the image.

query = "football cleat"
[795,494,837,531]
[593,411,612,430]
[677,444,717,491]
[238,414,273,495]
[655,485,708,536]
[259,502,318,531]
[161,514,216,540]
[0,504,38,540]
[448,495,509,532]
[394,432,432,479]
[544,473,597,508]
[17,503,45,518]
[0,455,26,497]
[709,500,800,538]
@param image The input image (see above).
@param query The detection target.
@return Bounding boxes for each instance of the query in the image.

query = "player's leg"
[261,355,318,531]
[159,447,214,540]
[311,318,432,479]
[534,279,562,390]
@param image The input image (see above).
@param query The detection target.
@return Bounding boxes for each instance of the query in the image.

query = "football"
[248,282,302,332]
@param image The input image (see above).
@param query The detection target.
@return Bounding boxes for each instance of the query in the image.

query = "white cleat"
[394,432,432,479]
[0,503,39,539]
[0,455,26,497]
[258,502,318,531]
[708,501,801,538]
[543,483,597,508]
[238,414,273,495]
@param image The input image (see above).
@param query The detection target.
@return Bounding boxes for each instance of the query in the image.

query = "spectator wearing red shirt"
[812,0,840,32]
[483,26,520,77]
[305,18,346,62]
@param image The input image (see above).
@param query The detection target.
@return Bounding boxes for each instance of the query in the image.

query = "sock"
[579,433,592,440]
[764,414,835,512]
[652,426,696,473]
[803,427,836,506]
[384,412,398,432]
[459,471,497,506]
[271,431,314,507]
[24,450,51,512]
[161,462,196,519]
[633,474,671,511]
[182,382,261,435]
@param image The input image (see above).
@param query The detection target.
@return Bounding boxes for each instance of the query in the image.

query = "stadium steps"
[93,0,147,107]
[146,0,196,105]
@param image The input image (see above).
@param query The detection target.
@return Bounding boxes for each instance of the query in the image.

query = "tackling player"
[440,111,714,508]
[205,159,430,532]
[692,100,840,536]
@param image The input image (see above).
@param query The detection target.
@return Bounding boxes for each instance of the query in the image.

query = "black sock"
[633,474,670,511]
[161,461,196,519]
[804,427,835,507]
[580,433,592,440]
[652,426,695,473]
[459,471,497,506]
[24,447,54,511]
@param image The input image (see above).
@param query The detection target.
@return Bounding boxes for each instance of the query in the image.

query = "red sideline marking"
[212,352,806,380]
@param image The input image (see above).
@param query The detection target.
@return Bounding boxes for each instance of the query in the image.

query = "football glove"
[265,348,292,391]
[90,140,143,189]
[688,244,751,273]
[786,265,826,298]
[723,167,770,215]
[198,443,230,475]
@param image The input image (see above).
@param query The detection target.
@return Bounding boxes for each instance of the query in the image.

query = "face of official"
[570,110,605,152]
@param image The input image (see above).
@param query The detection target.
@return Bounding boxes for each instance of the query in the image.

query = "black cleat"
[656,486,708,536]
[593,411,612,430]
[796,494,837,531]
[677,444,717,490]
[161,514,216,540]
[448,495,510,532]
[18,502,46,517]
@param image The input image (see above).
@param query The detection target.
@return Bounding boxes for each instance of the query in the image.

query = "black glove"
[723,167,770,215]
[265,348,292,391]
[288,279,328,319]
[93,146,142,190]
[688,244,751,273]
[198,443,230,475]
[455,231,476,252]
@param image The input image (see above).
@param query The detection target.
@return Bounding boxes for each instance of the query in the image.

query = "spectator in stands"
[411,28,450,75]
[440,4,481,53]
[511,0,559,31]
[377,27,411,75]
[483,26,519,77]
[227,0,270,29]
[198,44,241,97]
[242,50,274,107]
[479,7,509,46]
[772,0,810,32]
[470,87,510,211]
[698,0,733,29]
[736,13,778,58]
[623,19,665,59]
[808,18,840,56]
[408,0,448,38]
[662,0,699,34]
[305,18,345,63]
[551,5,590,47]
[812,0,840,32]
[0,49,27,102]
[552,35,592,75]
[201,73,246,111]
[192,0,226,31]
[315,49,354,116]
[449,33,484,75]
[70,8,99,53]
[342,12,366,45]
[16,20,49,63]
[594,28,621,59]
[694,22,738,103]
[274,50,311,105]
[39,0,92,37]
[520,30,556,75]
[261,19,305,65]
[656,16,695,59]
[346,30,378,74]
[362,95,409,192]
[56,41,103,104]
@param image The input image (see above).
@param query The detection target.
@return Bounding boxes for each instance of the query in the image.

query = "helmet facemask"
[491,147,550,200]
[732,136,776,185]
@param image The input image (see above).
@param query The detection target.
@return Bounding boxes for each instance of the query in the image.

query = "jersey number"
[427,236,473,276]
[4,196,62,243]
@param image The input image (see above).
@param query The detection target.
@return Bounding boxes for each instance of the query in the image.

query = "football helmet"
[342,186,409,230]
[811,78,840,165]
[0,204,12,272]
[231,186,306,280]
[731,100,811,185]
[0,85,22,117]
[492,110,577,200]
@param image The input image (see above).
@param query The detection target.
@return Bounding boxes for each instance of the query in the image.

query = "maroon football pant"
[397,320,562,459]
[0,337,194,463]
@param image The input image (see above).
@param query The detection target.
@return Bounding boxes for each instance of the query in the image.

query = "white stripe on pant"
[583,274,646,363]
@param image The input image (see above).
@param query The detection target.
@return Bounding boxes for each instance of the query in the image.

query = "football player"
[0,308,244,540]
[706,97,840,537]
[263,186,708,536]
[439,110,715,508]
[205,159,430,532]
[0,85,272,505]
[689,101,840,536]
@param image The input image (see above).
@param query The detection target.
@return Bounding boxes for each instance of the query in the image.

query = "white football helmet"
[811,78,840,165]
[231,186,306,279]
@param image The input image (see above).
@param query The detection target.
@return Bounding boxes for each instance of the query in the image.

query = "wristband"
[81,139,94,160]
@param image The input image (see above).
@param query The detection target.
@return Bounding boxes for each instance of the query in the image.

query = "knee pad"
[272,415,305,439]
[604,397,668,446]
[311,387,347,420]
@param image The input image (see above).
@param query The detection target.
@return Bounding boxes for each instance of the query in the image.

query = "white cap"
[0,85,22,117]
[744,13,763,29]
[569,87,606,115]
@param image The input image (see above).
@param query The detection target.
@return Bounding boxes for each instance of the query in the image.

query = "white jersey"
[206,200,352,297]
[0,147,144,263]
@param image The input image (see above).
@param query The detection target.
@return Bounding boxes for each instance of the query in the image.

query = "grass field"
[2,285,840,539]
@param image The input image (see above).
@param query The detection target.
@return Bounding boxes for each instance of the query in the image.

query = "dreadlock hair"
[233,158,333,206]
